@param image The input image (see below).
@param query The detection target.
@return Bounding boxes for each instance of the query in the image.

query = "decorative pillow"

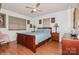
[0,34,7,39]
[43,29,50,33]
[36,29,44,32]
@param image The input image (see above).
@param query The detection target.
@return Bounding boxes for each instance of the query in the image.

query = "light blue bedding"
[23,29,51,45]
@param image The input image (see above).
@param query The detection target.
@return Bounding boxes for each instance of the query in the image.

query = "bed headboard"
[37,27,52,34]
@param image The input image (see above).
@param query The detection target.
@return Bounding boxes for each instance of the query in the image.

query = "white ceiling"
[2,3,78,17]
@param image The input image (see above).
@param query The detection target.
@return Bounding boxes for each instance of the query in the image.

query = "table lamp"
[54,23,59,32]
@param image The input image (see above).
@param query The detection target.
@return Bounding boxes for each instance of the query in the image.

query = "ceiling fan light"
[33,9,37,12]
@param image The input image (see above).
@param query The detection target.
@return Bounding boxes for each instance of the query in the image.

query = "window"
[8,16,26,30]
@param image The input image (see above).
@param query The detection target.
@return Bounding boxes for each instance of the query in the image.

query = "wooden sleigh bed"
[17,27,52,53]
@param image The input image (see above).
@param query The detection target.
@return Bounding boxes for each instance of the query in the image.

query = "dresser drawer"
[62,39,79,55]
[51,32,59,42]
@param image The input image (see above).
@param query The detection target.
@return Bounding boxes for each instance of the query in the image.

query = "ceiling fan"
[26,3,41,13]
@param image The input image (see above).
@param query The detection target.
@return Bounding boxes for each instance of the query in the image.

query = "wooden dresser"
[62,33,79,55]
[51,32,59,42]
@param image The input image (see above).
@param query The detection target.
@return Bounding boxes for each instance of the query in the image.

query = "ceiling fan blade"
[37,9,42,12]
[26,6,33,9]
[36,3,40,7]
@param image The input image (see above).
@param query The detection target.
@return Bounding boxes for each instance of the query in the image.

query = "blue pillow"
[37,29,50,33]
[36,29,44,32]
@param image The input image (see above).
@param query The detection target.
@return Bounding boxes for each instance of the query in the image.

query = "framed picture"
[39,19,42,24]
[0,14,6,28]
[51,17,55,23]
[27,20,30,24]
[30,24,32,28]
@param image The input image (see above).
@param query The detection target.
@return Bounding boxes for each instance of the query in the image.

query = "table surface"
[62,33,79,40]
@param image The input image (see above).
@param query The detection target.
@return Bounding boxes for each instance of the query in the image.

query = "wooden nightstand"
[51,32,59,42]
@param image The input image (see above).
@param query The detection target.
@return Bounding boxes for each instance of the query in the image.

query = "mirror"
[73,7,79,29]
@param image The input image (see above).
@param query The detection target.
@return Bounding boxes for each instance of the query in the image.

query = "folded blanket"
[0,34,9,45]
[0,34,8,39]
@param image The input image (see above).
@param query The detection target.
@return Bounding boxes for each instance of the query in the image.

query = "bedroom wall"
[33,9,73,42]
[0,8,34,41]
[0,8,73,42]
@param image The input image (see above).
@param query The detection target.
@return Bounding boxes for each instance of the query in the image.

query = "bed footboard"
[17,33,36,53]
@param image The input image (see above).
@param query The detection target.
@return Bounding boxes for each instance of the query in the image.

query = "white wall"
[0,9,34,41]
[0,8,73,42]
[33,9,73,42]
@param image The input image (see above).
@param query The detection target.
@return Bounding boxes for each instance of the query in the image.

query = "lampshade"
[54,23,59,27]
